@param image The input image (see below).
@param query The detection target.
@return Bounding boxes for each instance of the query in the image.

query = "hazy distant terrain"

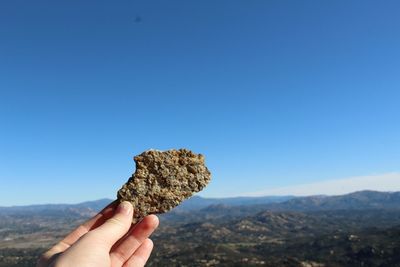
[1,191,400,267]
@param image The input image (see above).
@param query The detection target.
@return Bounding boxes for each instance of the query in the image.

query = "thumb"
[88,201,133,248]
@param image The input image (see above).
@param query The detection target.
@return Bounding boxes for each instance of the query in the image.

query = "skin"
[37,201,159,267]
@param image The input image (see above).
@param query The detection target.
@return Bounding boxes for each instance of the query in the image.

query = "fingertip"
[144,238,154,249]
[117,201,133,216]
[136,215,159,233]
[146,215,159,228]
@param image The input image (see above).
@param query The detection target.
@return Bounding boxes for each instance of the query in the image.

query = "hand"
[37,201,159,267]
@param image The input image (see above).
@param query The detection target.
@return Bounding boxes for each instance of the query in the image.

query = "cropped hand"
[37,201,159,267]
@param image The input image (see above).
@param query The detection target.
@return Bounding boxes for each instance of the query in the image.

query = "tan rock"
[117,149,211,223]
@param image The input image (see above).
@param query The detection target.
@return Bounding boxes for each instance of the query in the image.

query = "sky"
[1,0,400,206]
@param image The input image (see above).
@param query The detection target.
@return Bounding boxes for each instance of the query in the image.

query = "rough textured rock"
[117,149,211,223]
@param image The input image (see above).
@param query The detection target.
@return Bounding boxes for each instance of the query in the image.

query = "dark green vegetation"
[1,191,400,267]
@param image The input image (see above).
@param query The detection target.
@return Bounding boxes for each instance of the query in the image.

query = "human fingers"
[36,201,117,267]
[110,215,159,266]
[62,200,118,245]
[122,238,154,267]
[85,201,133,249]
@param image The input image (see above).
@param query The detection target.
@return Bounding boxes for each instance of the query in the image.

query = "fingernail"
[117,201,132,215]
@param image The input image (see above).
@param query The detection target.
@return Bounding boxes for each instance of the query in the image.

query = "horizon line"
[1,188,399,208]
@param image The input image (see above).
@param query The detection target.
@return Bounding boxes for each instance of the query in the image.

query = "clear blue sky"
[1,0,400,205]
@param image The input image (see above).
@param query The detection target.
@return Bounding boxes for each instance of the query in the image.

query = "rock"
[117,149,211,223]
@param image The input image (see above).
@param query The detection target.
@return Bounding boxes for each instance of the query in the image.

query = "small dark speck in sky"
[134,16,142,23]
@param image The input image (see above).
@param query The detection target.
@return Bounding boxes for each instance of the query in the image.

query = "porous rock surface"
[117,149,211,223]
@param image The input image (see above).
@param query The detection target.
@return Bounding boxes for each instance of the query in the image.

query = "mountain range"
[1,190,399,214]
[1,190,400,267]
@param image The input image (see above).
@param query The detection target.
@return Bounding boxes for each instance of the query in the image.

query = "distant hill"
[0,190,399,216]
[0,198,112,217]
[267,190,400,211]
[176,195,295,211]
[0,195,294,214]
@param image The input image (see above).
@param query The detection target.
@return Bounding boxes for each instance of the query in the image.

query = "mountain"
[1,190,399,215]
[0,195,293,214]
[149,208,400,267]
[267,190,400,211]
[176,195,295,211]
[1,190,400,267]
[0,198,112,217]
